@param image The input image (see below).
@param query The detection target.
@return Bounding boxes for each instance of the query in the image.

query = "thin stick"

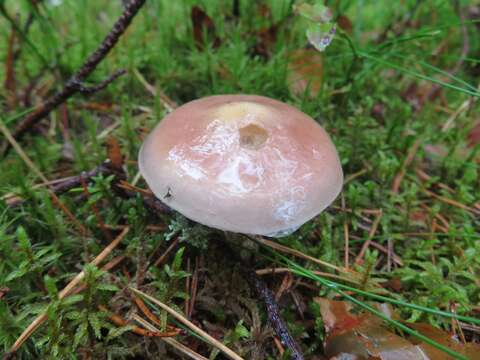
[132,314,208,360]
[369,242,403,267]
[255,267,359,284]
[133,68,177,112]
[341,194,349,269]
[0,119,48,182]
[130,287,245,360]
[248,271,304,360]
[4,163,114,206]
[391,139,421,193]
[8,227,130,354]
[100,305,179,337]
[252,236,345,274]
[355,210,383,265]
[154,236,180,267]
[423,188,479,215]
[221,237,305,360]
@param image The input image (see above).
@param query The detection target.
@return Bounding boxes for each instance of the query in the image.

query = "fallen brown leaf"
[287,49,323,98]
[315,298,480,360]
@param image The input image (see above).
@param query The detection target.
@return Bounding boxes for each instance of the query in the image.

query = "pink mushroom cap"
[139,95,343,237]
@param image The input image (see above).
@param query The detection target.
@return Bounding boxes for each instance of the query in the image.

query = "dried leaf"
[315,298,478,360]
[408,323,480,360]
[316,298,367,335]
[191,6,220,50]
[287,49,323,98]
[337,14,353,34]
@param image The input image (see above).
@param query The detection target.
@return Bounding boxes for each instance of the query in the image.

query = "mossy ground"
[0,0,479,359]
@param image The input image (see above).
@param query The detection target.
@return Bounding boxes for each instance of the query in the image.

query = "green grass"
[1,0,479,359]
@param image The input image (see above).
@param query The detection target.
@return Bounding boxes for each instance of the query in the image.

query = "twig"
[130,288,245,360]
[7,227,130,356]
[354,210,383,265]
[74,69,127,95]
[153,236,180,267]
[100,305,180,337]
[423,188,480,215]
[188,257,199,319]
[4,0,146,151]
[185,258,191,317]
[255,267,360,284]
[133,295,172,330]
[70,255,127,296]
[0,118,48,183]
[368,241,403,267]
[133,68,177,112]
[4,161,172,216]
[391,139,421,193]
[248,272,304,360]
[220,238,305,360]
[132,314,208,360]
[251,236,345,274]
[4,162,112,207]
[341,194,349,269]
[442,82,480,131]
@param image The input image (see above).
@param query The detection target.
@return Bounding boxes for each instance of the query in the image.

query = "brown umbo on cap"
[139,95,343,237]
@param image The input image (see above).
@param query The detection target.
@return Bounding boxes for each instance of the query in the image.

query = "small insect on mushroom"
[139,95,343,237]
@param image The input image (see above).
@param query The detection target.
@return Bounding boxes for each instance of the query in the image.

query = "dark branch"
[5,161,171,216]
[5,163,112,207]
[248,271,305,360]
[75,69,127,95]
[5,0,146,152]
[220,239,305,360]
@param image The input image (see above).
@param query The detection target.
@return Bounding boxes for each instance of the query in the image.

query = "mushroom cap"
[139,95,343,236]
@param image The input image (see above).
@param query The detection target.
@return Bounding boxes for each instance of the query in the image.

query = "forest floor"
[0,1,479,359]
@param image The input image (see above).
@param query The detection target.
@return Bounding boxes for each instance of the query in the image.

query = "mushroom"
[139,94,343,237]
